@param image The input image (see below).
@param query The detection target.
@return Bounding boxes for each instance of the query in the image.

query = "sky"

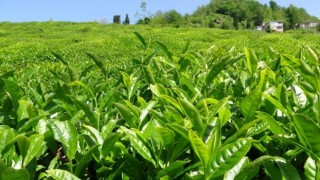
[0,0,319,23]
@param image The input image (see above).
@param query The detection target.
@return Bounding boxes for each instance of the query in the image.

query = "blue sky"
[0,0,319,23]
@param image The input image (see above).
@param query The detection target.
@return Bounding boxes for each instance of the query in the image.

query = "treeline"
[139,0,319,30]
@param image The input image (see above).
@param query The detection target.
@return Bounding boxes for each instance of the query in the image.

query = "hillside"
[0,22,319,179]
[191,0,319,29]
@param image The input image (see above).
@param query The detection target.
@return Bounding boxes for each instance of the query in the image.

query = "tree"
[123,14,130,25]
[269,0,279,11]
[113,15,121,24]
[164,10,184,25]
[286,5,308,28]
[135,1,150,24]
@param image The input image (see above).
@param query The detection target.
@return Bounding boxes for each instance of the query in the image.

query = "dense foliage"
[0,22,320,179]
[147,0,319,30]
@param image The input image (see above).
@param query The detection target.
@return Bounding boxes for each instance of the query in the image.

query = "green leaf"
[2,79,22,112]
[224,157,249,180]
[212,96,230,118]
[306,46,319,65]
[71,97,98,129]
[2,167,30,180]
[121,127,156,166]
[86,52,107,77]
[0,159,6,173]
[224,118,261,144]
[257,68,269,92]
[156,41,173,62]
[206,54,244,85]
[273,135,319,160]
[142,65,155,85]
[258,112,284,135]
[23,134,46,167]
[209,138,252,179]
[74,144,99,177]
[240,90,262,121]
[156,161,189,179]
[47,169,80,180]
[83,125,103,145]
[114,102,136,128]
[275,159,301,180]
[178,98,203,135]
[16,135,30,163]
[264,161,282,180]
[140,101,157,123]
[245,48,258,75]
[167,123,189,140]
[0,129,14,153]
[48,120,78,160]
[218,108,232,125]
[189,130,209,167]
[207,118,221,155]
[304,157,318,180]
[101,133,122,157]
[313,94,320,123]
[263,93,288,115]
[155,127,175,148]
[235,156,274,180]
[133,32,147,49]
[68,81,95,100]
[51,52,68,65]
[160,95,183,113]
[293,114,320,158]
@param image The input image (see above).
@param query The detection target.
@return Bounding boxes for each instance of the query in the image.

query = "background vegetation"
[0,22,319,179]
[136,0,320,30]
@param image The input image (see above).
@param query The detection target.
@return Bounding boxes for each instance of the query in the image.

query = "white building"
[269,21,284,32]
[299,22,318,29]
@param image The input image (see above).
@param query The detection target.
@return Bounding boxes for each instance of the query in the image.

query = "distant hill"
[188,0,319,30]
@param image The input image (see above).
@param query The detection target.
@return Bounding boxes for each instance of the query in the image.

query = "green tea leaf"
[114,102,136,128]
[133,32,147,49]
[48,120,78,160]
[101,133,122,157]
[121,127,156,166]
[304,157,318,180]
[167,123,189,140]
[240,90,262,121]
[16,135,30,162]
[68,81,95,100]
[245,48,258,75]
[86,52,107,77]
[224,157,249,180]
[74,144,99,177]
[189,130,209,167]
[47,169,80,180]
[23,134,46,167]
[178,98,203,135]
[276,159,301,180]
[293,114,320,158]
[2,167,30,180]
[235,156,274,180]
[71,97,98,129]
[156,161,189,179]
[210,138,252,179]
[142,65,155,85]
[263,92,288,115]
[0,130,14,153]
[2,79,22,112]
[258,112,284,135]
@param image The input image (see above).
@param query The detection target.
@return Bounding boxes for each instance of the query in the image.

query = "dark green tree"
[123,14,130,25]
[269,0,279,11]
[164,10,184,25]
[113,15,121,24]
